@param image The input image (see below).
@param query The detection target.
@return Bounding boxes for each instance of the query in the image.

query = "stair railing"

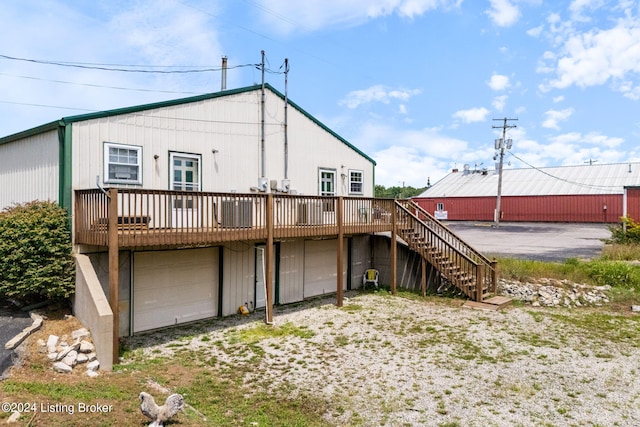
[395,200,497,300]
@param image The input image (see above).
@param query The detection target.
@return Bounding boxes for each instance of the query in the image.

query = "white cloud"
[541,108,574,129]
[539,18,640,99]
[339,85,421,109]
[487,73,511,91]
[346,121,469,186]
[486,0,521,27]
[255,0,462,34]
[452,107,490,123]
[492,95,508,111]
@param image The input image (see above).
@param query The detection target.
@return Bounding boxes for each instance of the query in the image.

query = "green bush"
[585,260,640,290]
[0,201,75,305]
[608,216,640,244]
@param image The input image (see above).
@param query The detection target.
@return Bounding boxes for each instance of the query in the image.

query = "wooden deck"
[75,189,395,248]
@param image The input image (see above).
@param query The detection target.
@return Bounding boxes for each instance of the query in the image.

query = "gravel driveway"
[123,291,640,426]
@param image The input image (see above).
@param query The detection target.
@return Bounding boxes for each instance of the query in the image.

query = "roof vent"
[463,164,470,176]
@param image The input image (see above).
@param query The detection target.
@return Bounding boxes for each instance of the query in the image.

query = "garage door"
[133,248,218,332]
[304,239,347,298]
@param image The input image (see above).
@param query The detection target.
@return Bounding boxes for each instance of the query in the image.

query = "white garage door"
[133,248,218,333]
[304,239,347,298]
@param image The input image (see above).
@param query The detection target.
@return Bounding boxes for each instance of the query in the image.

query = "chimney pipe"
[221,56,228,91]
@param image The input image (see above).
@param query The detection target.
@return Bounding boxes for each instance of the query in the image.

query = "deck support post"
[107,188,119,363]
[421,257,427,297]
[265,193,274,324]
[390,200,397,295]
[475,263,485,302]
[336,196,344,307]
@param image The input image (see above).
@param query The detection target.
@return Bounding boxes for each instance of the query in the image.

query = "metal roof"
[417,162,640,198]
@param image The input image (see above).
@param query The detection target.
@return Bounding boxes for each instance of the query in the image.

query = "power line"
[508,151,624,190]
[0,72,202,94]
[0,53,257,74]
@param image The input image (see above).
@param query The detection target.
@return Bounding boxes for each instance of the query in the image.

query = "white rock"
[632,305,640,312]
[47,352,58,361]
[76,353,89,364]
[6,411,20,423]
[79,340,95,353]
[72,327,90,341]
[86,360,100,372]
[46,335,59,353]
[53,361,73,373]
[55,342,80,361]
[62,350,78,367]
[85,370,99,378]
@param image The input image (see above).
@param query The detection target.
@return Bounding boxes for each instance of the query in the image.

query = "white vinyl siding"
[0,129,59,210]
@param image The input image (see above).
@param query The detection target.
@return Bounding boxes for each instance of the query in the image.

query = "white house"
[0,83,391,369]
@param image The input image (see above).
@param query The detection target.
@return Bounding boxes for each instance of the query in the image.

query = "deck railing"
[74,189,396,247]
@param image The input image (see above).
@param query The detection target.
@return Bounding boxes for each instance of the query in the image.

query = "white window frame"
[437,202,444,211]
[169,152,202,191]
[319,168,336,212]
[318,168,336,196]
[348,169,364,195]
[104,142,142,185]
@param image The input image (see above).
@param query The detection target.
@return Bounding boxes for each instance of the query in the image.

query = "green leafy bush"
[585,260,640,290]
[608,216,640,244]
[0,201,75,305]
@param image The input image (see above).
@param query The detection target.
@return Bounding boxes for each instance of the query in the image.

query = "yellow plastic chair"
[362,269,379,289]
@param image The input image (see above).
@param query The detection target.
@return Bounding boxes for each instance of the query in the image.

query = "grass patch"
[229,321,315,345]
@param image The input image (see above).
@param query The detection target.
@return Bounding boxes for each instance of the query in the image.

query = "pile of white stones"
[498,277,610,308]
[37,327,100,377]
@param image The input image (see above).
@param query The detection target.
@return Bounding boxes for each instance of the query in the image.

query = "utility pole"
[492,117,517,228]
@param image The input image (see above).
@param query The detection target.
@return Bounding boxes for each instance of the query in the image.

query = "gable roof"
[418,162,640,198]
[0,83,375,166]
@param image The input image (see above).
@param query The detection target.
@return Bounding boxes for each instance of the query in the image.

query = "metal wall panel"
[278,240,304,304]
[71,88,374,196]
[221,242,255,316]
[0,129,59,209]
[415,194,623,223]
[626,188,640,221]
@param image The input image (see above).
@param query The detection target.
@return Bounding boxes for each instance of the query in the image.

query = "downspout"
[57,122,73,226]
[260,50,265,180]
[284,58,289,180]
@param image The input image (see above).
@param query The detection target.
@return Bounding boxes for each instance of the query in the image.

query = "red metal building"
[414,162,640,223]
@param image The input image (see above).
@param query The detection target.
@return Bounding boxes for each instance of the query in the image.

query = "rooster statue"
[139,392,184,427]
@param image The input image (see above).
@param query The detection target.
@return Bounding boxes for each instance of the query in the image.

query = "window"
[349,170,363,195]
[104,143,142,184]
[170,152,201,209]
[319,168,336,212]
[437,202,444,211]
[170,152,201,191]
[319,169,336,196]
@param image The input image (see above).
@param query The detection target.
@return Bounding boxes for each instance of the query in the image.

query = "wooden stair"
[395,200,500,303]
[463,296,512,311]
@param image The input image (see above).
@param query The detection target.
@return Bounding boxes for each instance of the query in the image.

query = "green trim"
[57,123,73,213]
[0,120,59,145]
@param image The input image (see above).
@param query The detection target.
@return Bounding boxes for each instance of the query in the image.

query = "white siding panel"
[221,242,255,316]
[0,129,59,209]
[278,240,304,304]
[133,248,218,332]
[303,239,347,298]
[70,88,373,196]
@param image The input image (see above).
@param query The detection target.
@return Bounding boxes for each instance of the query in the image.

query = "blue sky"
[1,0,639,187]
